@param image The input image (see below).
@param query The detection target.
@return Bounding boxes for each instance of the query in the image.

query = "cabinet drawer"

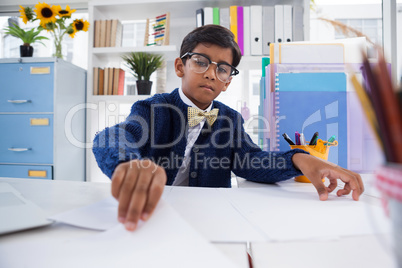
[0,164,52,180]
[0,63,54,113]
[0,114,53,164]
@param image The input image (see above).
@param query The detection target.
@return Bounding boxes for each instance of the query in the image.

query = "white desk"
[0,177,249,268]
[0,175,397,268]
[236,174,398,268]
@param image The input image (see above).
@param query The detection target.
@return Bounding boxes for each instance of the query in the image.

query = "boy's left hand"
[292,153,364,201]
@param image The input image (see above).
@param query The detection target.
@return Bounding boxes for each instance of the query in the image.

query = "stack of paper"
[0,198,240,268]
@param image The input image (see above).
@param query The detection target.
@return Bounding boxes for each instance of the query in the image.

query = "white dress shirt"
[172,87,213,186]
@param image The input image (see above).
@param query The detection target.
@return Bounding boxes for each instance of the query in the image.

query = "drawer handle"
[28,170,47,178]
[8,147,31,152]
[7,100,32,104]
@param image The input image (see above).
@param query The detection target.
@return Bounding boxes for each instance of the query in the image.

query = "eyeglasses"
[180,52,239,83]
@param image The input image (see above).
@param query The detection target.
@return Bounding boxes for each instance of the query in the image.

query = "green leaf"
[122,52,164,81]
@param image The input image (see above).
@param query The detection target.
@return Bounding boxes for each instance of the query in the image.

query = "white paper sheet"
[0,200,240,268]
[48,197,119,230]
[221,186,391,241]
[165,187,267,242]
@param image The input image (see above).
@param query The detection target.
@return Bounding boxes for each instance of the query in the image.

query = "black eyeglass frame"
[180,52,240,78]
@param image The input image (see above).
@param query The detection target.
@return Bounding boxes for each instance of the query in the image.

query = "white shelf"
[93,45,176,55]
[86,0,310,182]
[92,45,178,61]
[88,94,151,102]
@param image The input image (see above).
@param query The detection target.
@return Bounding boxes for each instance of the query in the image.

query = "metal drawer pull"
[8,148,31,152]
[7,100,31,104]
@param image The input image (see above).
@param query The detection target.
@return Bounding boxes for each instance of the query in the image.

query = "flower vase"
[53,38,63,59]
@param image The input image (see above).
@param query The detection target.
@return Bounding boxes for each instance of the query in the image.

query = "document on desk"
[0,200,240,268]
[165,187,267,242]
[221,186,391,241]
[48,197,119,230]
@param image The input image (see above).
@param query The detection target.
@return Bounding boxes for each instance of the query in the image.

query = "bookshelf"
[87,0,310,182]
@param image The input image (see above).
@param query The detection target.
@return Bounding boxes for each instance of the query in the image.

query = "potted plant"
[4,22,48,57]
[122,52,164,95]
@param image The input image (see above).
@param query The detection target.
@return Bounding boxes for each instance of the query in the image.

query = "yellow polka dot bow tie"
[188,107,219,127]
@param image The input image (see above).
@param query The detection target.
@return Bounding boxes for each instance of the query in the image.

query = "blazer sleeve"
[230,112,309,183]
[92,100,152,179]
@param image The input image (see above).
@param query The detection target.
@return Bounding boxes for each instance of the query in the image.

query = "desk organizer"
[290,139,338,183]
[376,164,402,267]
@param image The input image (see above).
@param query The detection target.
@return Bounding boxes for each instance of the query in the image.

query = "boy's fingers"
[141,167,167,221]
[309,176,328,201]
[111,163,127,200]
[117,164,139,223]
[337,183,351,196]
[327,179,338,193]
[124,163,154,231]
[330,169,362,201]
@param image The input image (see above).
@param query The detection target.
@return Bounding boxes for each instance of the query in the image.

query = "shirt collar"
[179,87,213,112]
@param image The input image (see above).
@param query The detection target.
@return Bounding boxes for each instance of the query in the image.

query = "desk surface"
[0,177,249,268]
[0,175,398,268]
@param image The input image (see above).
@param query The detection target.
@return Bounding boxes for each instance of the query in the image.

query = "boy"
[93,25,364,231]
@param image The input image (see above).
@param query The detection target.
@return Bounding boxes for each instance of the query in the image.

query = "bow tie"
[188,107,219,127]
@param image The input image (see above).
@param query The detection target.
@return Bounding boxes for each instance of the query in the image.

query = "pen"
[328,135,336,143]
[282,133,295,145]
[295,131,301,145]
[309,132,319,145]
[300,133,306,145]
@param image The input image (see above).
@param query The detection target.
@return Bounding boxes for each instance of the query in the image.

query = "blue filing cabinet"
[0,58,86,181]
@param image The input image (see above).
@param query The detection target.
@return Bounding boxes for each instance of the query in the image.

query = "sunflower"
[56,5,76,18]
[72,19,90,32]
[19,5,34,24]
[34,2,58,25]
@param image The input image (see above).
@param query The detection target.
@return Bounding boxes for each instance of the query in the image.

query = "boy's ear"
[174,57,185,77]
[221,77,232,92]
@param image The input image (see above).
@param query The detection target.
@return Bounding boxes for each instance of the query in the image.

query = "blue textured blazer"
[92,88,306,187]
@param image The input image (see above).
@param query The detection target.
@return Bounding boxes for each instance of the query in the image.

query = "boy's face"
[175,43,233,110]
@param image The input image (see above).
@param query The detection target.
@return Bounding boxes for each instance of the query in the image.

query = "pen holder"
[289,139,338,183]
[375,164,402,267]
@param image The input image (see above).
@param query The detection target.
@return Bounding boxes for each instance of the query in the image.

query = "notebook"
[273,72,348,168]
[0,183,52,235]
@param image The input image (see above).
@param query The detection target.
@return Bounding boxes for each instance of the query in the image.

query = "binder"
[219,7,230,29]
[243,6,250,56]
[250,5,262,55]
[99,20,107,47]
[94,20,101,47]
[196,8,204,27]
[110,19,122,47]
[229,6,238,43]
[93,67,99,95]
[292,5,304,41]
[98,68,104,95]
[262,6,274,55]
[108,68,114,95]
[273,72,348,168]
[105,19,112,47]
[237,6,244,55]
[275,72,347,92]
[213,7,220,25]
[203,7,213,25]
[118,69,125,95]
[112,68,120,95]
[274,5,284,43]
[103,67,108,95]
[270,42,345,64]
[283,5,293,42]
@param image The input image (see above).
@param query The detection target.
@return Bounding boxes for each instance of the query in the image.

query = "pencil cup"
[289,139,338,183]
[376,164,402,267]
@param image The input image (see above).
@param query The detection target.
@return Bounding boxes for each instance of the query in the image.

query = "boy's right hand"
[111,159,167,231]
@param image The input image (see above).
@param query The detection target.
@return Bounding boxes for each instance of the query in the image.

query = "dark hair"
[180,24,242,67]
